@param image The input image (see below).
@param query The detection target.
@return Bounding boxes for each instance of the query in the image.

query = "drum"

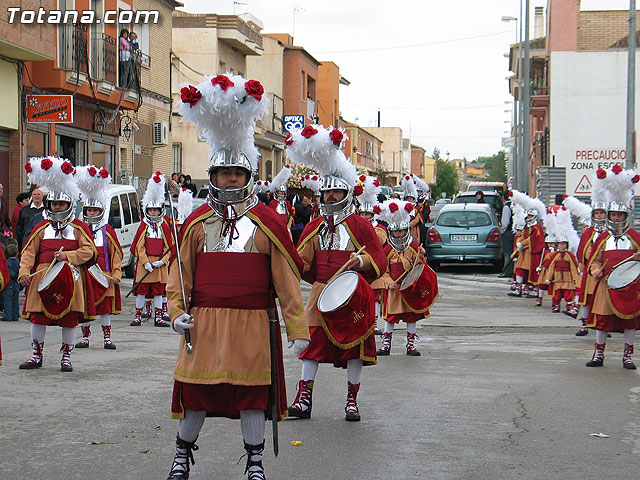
[88,264,110,304]
[317,271,375,349]
[37,261,76,318]
[606,260,640,319]
[399,262,439,313]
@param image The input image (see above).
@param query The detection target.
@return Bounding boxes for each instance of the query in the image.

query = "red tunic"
[92,225,123,315]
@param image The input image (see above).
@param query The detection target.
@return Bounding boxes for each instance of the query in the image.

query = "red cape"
[576,227,597,265]
[0,248,9,292]
[23,219,98,261]
[297,213,388,284]
[547,250,579,270]
[179,201,304,278]
[527,223,545,254]
[586,229,640,274]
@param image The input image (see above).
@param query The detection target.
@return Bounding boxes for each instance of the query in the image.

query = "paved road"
[1,267,639,479]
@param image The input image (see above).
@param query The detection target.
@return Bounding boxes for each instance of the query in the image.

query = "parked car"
[426,203,503,271]
[104,184,142,278]
[392,186,404,199]
[429,198,452,221]
[466,181,507,195]
[453,191,503,218]
[379,186,392,200]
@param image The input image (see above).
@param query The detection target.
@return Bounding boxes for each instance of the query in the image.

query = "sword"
[267,296,281,457]
[125,245,173,298]
[168,193,193,355]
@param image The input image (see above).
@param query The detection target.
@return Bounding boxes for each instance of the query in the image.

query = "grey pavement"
[1,268,639,479]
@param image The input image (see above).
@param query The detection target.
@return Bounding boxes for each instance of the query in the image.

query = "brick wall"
[578,11,632,51]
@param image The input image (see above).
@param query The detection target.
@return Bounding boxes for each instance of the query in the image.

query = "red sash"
[38,238,79,264]
[555,259,570,272]
[389,261,405,281]
[145,237,164,256]
[190,252,271,309]
[315,250,352,283]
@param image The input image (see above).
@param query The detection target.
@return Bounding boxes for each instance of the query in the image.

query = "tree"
[432,147,441,160]
[476,151,507,183]
[432,159,459,199]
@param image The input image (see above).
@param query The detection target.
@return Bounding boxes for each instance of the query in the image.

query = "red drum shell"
[37,261,76,319]
[606,260,640,319]
[399,262,439,313]
[88,264,109,305]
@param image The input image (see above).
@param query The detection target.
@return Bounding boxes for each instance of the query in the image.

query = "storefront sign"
[26,95,73,123]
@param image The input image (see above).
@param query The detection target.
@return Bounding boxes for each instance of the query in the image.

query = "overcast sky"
[177,0,557,160]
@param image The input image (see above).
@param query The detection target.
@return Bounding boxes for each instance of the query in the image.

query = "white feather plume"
[605,167,636,208]
[400,175,418,199]
[376,199,414,226]
[591,169,608,205]
[76,165,111,206]
[285,124,358,187]
[177,187,193,223]
[269,164,292,192]
[27,156,80,201]
[512,203,526,232]
[542,210,558,241]
[555,207,580,254]
[301,174,321,193]
[176,73,269,171]
[254,180,270,194]
[143,171,166,208]
[357,175,382,206]
[563,195,592,224]
[510,190,546,217]
[412,174,430,195]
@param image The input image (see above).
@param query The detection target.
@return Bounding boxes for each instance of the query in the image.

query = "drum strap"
[102,226,111,272]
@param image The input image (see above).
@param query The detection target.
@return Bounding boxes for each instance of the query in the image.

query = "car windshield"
[437,210,492,228]
[455,195,501,211]
[435,199,450,205]
[197,188,208,199]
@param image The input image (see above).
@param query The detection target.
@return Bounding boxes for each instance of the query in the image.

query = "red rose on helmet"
[373,205,382,215]
[153,175,161,183]
[330,129,343,146]
[359,175,367,182]
[312,175,318,181]
[88,166,97,176]
[389,202,399,213]
[508,191,513,197]
[99,169,109,178]
[301,125,318,138]
[211,75,234,92]
[404,203,414,213]
[41,158,53,170]
[373,179,380,187]
[25,163,33,173]
[285,164,290,169]
[563,194,568,200]
[257,181,262,185]
[61,161,73,174]
[632,174,640,184]
[353,185,364,196]
[244,79,264,101]
[561,206,567,210]
[596,169,607,179]
[285,134,293,146]
[304,174,310,180]
[180,85,202,107]
[612,163,623,174]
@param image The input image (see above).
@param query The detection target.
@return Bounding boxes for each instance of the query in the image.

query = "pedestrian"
[130,173,173,327]
[182,175,197,196]
[169,172,180,198]
[18,157,97,372]
[499,190,514,277]
[292,191,312,245]
[0,183,11,237]
[119,29,131,87]
[74,166,122,350]
[475,190,485,203]
[0,245,10,364]
[300,175,321,221]
[167,73,309,480]
[1,240,20,321]
[178,173,185,185]
[285,124,387,422]
[11,192,30,239]
[584,166,640,369]
[16,187,45,251]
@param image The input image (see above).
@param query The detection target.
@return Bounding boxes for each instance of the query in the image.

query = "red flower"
[88,166,97,176]
[99,169,109,178]
[373,205,382,215]
[405,175,411,181]
[153,175,161,183]
[389,202,399,213]
[211,75,234,92]
[244,79,264,101]
[25,163,33,173]
[563,194,568,200]
[330,129,344,146]
[285,134,293,146]
[154,171,162,176]
[304,174,310,180]
[373,179,380,187]
[301,125,318,138]
[596,168,607,179]
[312,175,318,181]
[561,206,567,210]
[182,187,188,192]
[285,164,290,169]
[353,185,364,196]
[359,175,367,182]
[61,161,73,174]
[404,203,414,213]
[257,181,262,185]
[180,85,202,107]
[41,158,53,170]
[612,163,623,174]
[632,174,640,184]
[508,191,513,197]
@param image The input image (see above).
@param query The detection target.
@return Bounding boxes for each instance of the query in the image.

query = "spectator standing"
[1,240,21,321]
[11,192,31,238]
[499,190,514,278]
[475,190,485,203]
[182,175,197,196]
[119,29,131,87]
[169,172,180,198]
[178,173,185,185]
[0,183,11,236]
[128,31,141,85]
[291,192,312,245]
[16,188,45,251]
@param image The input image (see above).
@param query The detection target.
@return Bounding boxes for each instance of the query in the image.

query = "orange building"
[317,61,349,128]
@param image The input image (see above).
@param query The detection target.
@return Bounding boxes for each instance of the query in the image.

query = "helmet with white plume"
[594,165,639,237]
[376,199,415,251]
[177,187,194,224]
[269,164,292,201]
[412,174,430,201]
[510,190,546,227]
[76,165,111,226]
[142,171,166,224]
[354,175,382,217]
[400,175,418,203]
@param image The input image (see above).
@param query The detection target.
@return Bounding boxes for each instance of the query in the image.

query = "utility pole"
[521,0,530,193]
[626,0,637,170]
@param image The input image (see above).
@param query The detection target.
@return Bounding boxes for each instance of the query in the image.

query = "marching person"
[130,172,173,328]
[268,164,294,231]
[18,157,97,372]
[535,234,556,308]
[376,199,436,357]
[74,166,122,350]
[544,211,580,315]
[167,73,309,480]
[301,174,321,221]
[285,124,387,422]
[584,167,640,369]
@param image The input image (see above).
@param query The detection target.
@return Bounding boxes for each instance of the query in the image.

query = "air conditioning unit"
[153,121,169,145]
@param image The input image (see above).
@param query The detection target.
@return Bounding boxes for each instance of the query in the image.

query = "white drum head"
[88,264,110,289]
[37,261,65,293]
[607,260,640,290]
[400,263,425,290]
[317,271,359,313]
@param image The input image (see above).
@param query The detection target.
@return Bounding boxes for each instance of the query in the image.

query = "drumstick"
[395,249,421,285]
[44,247,64,278]
[102,272,119,282]
[27,266,49,278]
[329,245,367,282]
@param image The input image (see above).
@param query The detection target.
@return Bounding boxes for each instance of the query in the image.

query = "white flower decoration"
[58,112,68,120]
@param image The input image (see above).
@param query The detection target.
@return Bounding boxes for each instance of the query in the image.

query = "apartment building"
[340,118,383,175]
[365,126,408,185]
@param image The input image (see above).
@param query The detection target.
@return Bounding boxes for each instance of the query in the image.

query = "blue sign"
[283,115,305,133]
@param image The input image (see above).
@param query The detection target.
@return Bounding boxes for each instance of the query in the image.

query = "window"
[109,195,121,228]
[219,61,226,73]
[120,193,132,225]
[437,211,491,228]
[128,192,141,222]
[92,139,115,173]
[172,142,182,172]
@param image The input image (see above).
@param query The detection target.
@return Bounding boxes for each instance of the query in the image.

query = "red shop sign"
[26,95,74,123]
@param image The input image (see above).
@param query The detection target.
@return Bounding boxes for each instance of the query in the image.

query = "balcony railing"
[91,33,116,84]
[59,23,88,73]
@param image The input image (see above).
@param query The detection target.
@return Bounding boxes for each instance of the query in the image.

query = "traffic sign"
[283,115,304,133]
[574,174,592,194]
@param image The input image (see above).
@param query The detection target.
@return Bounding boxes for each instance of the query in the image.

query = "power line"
[341,103,506,111]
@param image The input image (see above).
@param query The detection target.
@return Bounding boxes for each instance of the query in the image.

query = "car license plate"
[451,234,477,241]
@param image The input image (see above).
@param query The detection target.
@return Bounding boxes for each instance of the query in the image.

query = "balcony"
[90,33,117,94]
[217,15,263,55]
[59,24,88,85]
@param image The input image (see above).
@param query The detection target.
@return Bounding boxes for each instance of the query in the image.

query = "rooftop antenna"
[233,1,247,14]
[292,6,306,42]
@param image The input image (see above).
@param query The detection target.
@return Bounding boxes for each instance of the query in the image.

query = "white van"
[104,184,142,278]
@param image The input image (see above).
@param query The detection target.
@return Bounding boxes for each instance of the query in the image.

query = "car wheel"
[123,258,136,279]
[491,259,504,273]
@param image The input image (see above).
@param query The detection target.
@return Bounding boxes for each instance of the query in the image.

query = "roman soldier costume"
[285,124,387,422]
[584,166,640,370]
[74,166,122,350]
[301,174,321,221]
[167,73,309,480]
[18,157,97,372]
[130,172,174,328]
[400,175,422,244]
[268,164,294,230]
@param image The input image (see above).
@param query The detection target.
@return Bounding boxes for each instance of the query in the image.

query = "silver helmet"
[207,148,257,217]
[144,203,164,224]
[319,175,353,217]
[606,201,630,237]
[45,190,74,229]
[525,209,539,227]
[388,221,411,252]
[591,202,608,232]
[82,197,106,226]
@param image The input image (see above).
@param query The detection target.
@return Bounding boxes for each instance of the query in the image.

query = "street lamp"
[502,14,521,187]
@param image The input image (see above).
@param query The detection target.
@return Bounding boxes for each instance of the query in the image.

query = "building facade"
[340,118,383,175]
[365,126,407,186]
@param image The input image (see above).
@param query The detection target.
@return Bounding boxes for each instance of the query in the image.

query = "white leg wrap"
[579,305,590,319]
[347,359,363,385]
[178,408,206,443]
[31,323,46,343]
[596,330,608,344]
[624,329,636,345]
[406,322,417,334]
[301,359,319,382]
[61,327,76,345]
[153,295,163,309]
[240,409,265,445]
[384,321,395,334]
[136,294,145,309]
[99,314,111,327]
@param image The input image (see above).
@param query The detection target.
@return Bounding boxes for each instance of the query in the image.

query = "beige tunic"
[382,246,426,315]
[370,224,389,291]
[168,213,309,387]
[134,222,169,285]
